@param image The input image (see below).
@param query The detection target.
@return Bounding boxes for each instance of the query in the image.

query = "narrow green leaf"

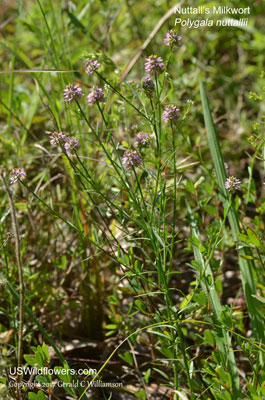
[200,81,265,345]
[187,202,241,398]
[42,343,50,362]
[252,295,265,304]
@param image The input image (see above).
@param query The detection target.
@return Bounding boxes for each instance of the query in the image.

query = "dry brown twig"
[120,1,183,82]
[102,2,183,114]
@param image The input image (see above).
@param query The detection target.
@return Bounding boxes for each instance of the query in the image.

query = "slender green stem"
[169,122,177,279]
[1,175,24,400]
[20,180,123,265]
[76,101,151,231]
[96,71,151,122]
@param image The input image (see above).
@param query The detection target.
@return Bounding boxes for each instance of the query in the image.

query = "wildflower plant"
[23,46,262,400]
[2,12,265,400]
[14,50,193,398]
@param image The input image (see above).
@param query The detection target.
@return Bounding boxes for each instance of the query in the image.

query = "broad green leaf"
[24,355,36,367]
[54,365,71,383]
[135,389,146,399]
[119,351,133,366]
[144,368,151,383]
[204,330,215,346]
[42,343,49,362]
[246,228,260,247]
[35,351,44,367]
[28,391,46,400]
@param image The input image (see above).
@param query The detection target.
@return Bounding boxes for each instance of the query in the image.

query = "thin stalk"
[133,168,149,222]
[1,174,24,400]
[20,180,123,265]
[78,320,193,400]
[149,96,161,228]
[149,97,159,152]
[169,121,177,279]
[96,71,151,122]
[150,76,190,397]
[76,101,150,230]
[97,103,108,127]
[245,138,264,204]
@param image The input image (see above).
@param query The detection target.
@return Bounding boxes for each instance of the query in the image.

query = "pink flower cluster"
[122,150,142,170]
[162,105,180,123]
[225,176,241,192]
[133,132,153,148]
[49,131,66,146]
[164,30,182,47]
[10,168,26,185]
[85,58,101,76]
[144,55,165,76]
[63,84,84,103]
[49,132,80,156]
[87,87,106,106]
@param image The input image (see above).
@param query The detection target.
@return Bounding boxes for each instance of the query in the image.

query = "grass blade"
[187,203,242,398]
[200,81,265,343]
